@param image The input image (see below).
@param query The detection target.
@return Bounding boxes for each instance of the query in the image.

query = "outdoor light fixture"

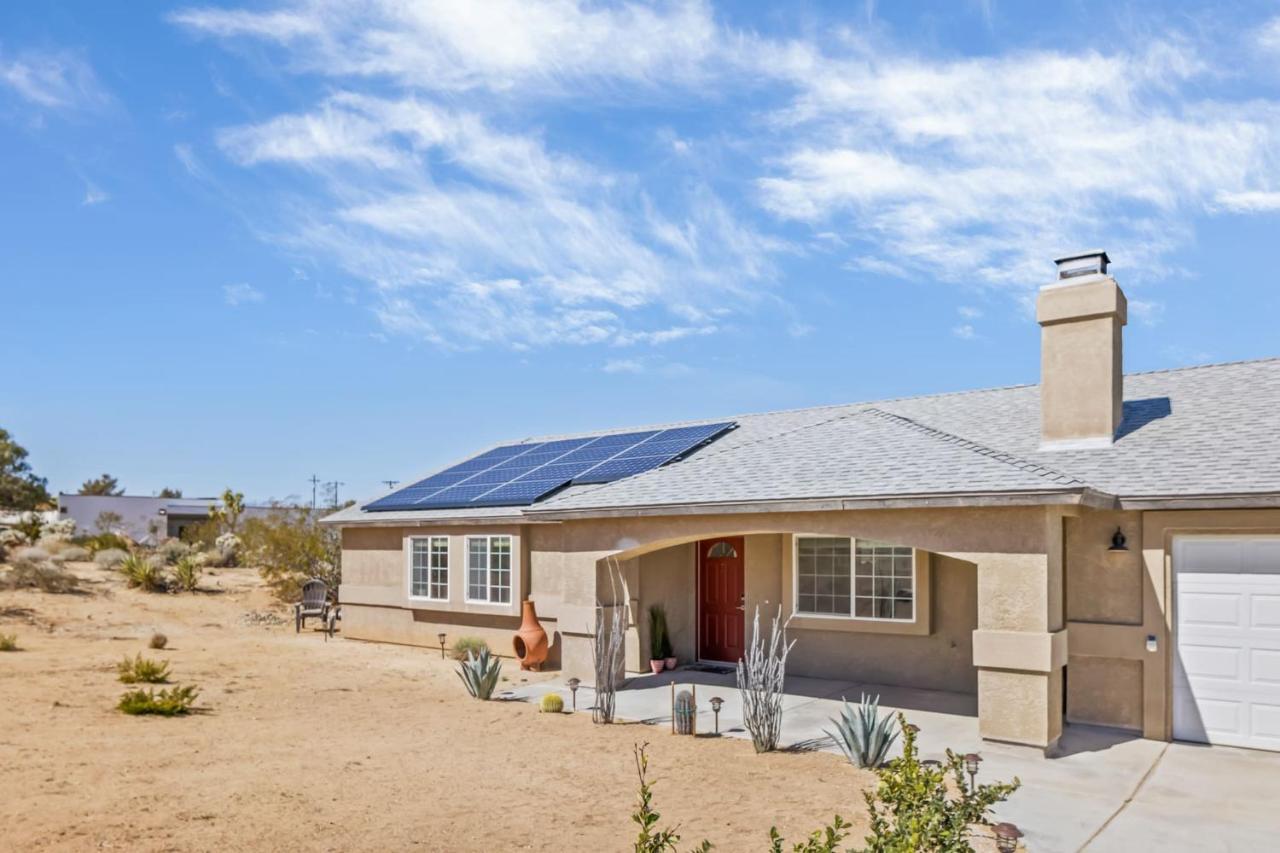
[710,696,724,734]
[1108,527,1128,551]
[437,632,447,659]
[963,753,983,789]
[568,677,581,712]
[994,822,1023,852]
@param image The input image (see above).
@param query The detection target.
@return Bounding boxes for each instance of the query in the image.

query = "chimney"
[1037,250,1126,449]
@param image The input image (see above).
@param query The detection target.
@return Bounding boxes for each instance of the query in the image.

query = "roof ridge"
[1122,354,1280,379]
[862,408,1088,487]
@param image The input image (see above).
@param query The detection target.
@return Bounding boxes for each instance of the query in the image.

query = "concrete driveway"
[513,670,1280,852]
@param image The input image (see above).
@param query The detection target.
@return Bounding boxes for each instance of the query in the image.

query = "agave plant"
[826,693,900,769]
[456,647,502,700]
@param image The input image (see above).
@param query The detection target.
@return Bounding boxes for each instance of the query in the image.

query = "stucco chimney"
[1037,250,1126,449]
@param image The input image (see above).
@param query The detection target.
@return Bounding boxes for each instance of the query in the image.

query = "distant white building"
[57,494,277,544]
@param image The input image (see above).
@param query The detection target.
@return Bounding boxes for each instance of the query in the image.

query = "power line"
[308,474,321,511]
[382,480,399,489]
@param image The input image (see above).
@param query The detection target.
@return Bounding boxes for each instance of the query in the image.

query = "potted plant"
[648,604,668,673]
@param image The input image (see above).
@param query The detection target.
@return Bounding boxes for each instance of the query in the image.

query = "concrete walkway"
[511,670,1280,852]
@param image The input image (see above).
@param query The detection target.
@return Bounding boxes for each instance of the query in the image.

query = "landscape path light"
[710,696,724,734]
[994,822,1023,852]
[568,677,581,712]
[437,632,447,660]
[964,752,983,790]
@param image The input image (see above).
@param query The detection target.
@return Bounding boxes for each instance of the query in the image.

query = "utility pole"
[308,474,321,511]
[382,480,399,490]
[326,480,345,508]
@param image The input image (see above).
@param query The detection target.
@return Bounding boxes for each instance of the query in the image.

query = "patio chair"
[294,579,330,633]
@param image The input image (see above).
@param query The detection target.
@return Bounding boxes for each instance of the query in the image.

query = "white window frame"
[407,535,450,602]
[792,536,916,622]
[465,535,513,605]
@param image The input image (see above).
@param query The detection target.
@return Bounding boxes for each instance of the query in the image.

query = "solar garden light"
[567,677,581,711]
[994,822,1023,852]
[963,753,983,789]
[710,696,724,734]
[437,632,447,660]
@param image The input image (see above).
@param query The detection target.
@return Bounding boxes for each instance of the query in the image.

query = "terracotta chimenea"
[513,600,549,671]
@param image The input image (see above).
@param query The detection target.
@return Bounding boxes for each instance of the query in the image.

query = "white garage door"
[1173,536,1280,751]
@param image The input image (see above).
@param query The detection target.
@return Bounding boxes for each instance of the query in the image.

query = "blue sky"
[3,1,1280,505]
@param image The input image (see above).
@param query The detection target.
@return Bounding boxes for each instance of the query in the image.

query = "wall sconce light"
[709,696,724,734]
[568,677,581,712]
[1108,527,1128,551]
[994,822,1023,852]
[437,632,447,659]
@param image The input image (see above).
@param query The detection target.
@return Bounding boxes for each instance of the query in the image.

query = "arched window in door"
[707,541,738,559]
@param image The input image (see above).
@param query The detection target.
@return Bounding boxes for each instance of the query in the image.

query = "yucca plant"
[456,647,502,700]
[826,693,900,769]
[117,653,170,684]
[172,556,201,592]
[118,553,166,592]
[117,684,200,716]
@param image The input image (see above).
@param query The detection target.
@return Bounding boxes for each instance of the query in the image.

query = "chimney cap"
[1053,250,1110,280]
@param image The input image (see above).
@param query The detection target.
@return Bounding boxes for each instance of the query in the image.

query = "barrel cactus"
[540,693,565,714]
[674,689,697,735]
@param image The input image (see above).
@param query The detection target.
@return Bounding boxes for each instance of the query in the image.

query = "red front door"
[698,537,745,662]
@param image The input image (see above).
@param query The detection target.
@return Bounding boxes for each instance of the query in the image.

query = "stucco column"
[970,511,1069,750]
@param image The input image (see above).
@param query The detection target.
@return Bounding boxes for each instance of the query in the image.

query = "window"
[466,535,512,604]
[409,536,449,601]
[707,541,738,559]
[796,537,914,621]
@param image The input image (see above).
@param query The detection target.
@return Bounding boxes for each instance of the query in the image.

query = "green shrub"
[117,653,170,684]
[93,548,129,568]
[172,556,201,592]
[0,633,18,651]
[240,506,339,603]
[540,693,565,713]
[156,540,191,566]
[118,553,166,592]
[862,713,1020,852]
[77,533,133,555]
[631,743,713,852]
[456,647,502,700]
[768,816,851,852]
[117,684,199,716]
[450,636,488,661]
[149,632,168,650]
[648,604,672,661]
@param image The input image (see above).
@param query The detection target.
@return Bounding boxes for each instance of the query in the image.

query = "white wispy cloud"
[81,183,108,206]
[602,358,644,374]
[1214,190,1280,213]
[173,143,208,178]
[952,324,977,340]
[958,306,982,319]
[0,49,107,110]
[223,282,265,306]
[1259,16,1280,53]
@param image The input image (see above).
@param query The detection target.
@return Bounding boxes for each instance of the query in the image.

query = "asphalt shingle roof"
[326,357,1280,524]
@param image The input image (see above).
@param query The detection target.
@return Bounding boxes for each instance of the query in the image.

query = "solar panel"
[362,421,736,511]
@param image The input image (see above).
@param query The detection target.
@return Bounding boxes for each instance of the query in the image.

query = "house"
[57,493,277,544]
[325,251,1280,754]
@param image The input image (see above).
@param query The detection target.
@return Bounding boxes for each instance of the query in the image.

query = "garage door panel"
[1175,536,1280,752]
[1253,595,1280,629]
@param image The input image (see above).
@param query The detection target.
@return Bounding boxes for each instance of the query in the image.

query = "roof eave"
[1117,492,1280,511]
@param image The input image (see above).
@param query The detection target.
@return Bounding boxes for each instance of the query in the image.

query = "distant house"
[325,251,1280,754]
[57,494,276,544]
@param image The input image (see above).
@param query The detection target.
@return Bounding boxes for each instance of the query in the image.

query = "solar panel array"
[363,422,736,511]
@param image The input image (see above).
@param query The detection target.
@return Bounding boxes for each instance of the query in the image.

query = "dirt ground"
[1,562,881,852]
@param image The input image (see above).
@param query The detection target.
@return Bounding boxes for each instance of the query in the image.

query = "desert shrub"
[456,648,502,700]
[14,546,50,563]
[2,557,81,593]
[94,548,129,568]
[240,507,339,602]
[117,653,170,684]
[156,540,191,565]
[768,817,852,853]
[738,605,795,752]
[41,518,76,541]
[0,634,18,651]
[13,512,44,544]
[179,517,220,550]
[200,547,236,568]
[118,553,167,592]
[59,545,91,563]
[862,714,1020,852]
[450,636,488,661]
[540,693,565,713]
[0,528,25,548]
[76,532,133,555]
[172,556,201,592]
[117,684,199,716]
[149,632,168,650]
[631,743,713,853]
[827,694,900,770]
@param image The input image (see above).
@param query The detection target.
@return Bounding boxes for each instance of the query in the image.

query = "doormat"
[682,663,734,675]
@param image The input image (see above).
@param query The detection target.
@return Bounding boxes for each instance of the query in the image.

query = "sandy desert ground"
[0,561,886,852]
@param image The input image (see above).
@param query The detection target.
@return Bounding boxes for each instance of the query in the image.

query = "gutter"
[1117,492,1280,510]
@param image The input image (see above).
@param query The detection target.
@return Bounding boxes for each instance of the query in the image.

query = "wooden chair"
[295,579,330,633]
